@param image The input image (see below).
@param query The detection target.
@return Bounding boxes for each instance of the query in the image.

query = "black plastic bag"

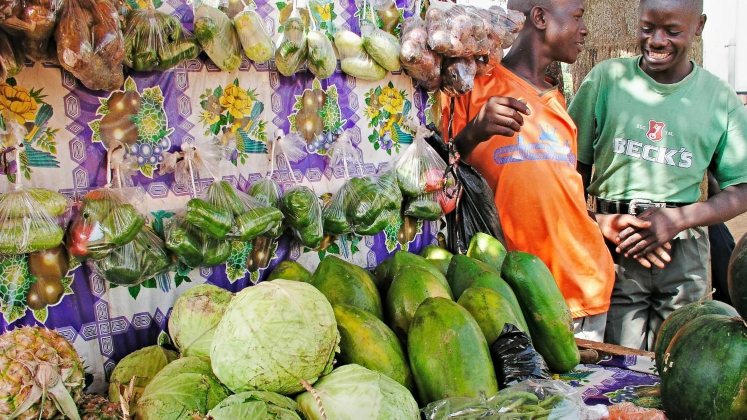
[490,324,552,388]
[424,122,503,254]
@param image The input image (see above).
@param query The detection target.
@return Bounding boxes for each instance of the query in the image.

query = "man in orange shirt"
[442,0,656,341]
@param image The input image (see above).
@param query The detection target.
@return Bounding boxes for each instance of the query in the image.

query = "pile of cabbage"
[112,280,418,419]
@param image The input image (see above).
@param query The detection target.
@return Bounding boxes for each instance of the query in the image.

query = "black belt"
[588,196,689,215]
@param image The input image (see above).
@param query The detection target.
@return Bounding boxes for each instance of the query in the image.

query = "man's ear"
[695,14,706,36]
[530,6,547,30]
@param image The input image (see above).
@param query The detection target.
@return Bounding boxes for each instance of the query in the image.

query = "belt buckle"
[628,198,665,215]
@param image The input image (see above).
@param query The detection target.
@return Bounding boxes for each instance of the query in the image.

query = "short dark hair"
[639,0,703,14]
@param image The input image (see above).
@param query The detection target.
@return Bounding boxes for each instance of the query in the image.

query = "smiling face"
[544,0,588,64]
[638,0,706,83]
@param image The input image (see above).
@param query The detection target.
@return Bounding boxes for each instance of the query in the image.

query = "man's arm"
[617,183,747,258]
[452,96,530,159]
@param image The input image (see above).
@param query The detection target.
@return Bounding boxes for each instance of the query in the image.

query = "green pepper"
[354,209,396,236]
[101,204,146,247]
[211,180,246,216]
[404,199,442,220]
[132,227,172,278]
[185,198,233,239]
[281,187,320,228]
[248,179,282,207]
[201,238,232,266]
[232,207,284,241]
[165,222,204,268]
[297,223,323,249]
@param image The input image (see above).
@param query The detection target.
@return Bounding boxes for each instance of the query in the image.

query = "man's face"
[544,0,588,64]
[637,0,705,83]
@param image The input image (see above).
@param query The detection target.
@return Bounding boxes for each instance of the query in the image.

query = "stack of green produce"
[91,226,172,286]
[123,8,201,71]
[279,186,323,248]
[67,188,144,260]
[0,188,67,255]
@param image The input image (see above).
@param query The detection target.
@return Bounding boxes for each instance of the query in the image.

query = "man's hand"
[454,96,530,157]
[616,207,682,259]
[595,213,672,268]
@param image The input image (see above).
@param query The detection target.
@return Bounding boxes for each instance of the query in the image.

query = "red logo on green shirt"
[646,120,666,142]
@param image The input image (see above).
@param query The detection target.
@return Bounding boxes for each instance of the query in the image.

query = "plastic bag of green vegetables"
[279,186,323,248]
[233,4,273,63]
[194,3,242,71]
[342,171,402,236]
[305,12,336,79]
[165,215,232,268]
[361,21,401,71]
[275,8,307,76]
[395,122,448,198]
[404,193,442,221]
[248,178,285,238]
[422,379,588,420]
[67,188,145,260]
[0,187,67,255]
[91,226,171,286]
[123,7,200,71]
[322,131,362,235]
[334,29,386,81]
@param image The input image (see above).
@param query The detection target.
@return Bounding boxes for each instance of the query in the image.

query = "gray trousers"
[604,227,710,351]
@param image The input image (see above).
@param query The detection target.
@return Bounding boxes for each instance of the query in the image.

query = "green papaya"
[408,297,498,405]
[457,287,530,344]
[374,251,449,295]
[420,245,453,276]
[310,255,383,319]
[502,251,580,373]
[266,260,312,282]
[333,304,414,391]
[470,272,528,333]
[466,232,507,273]
[385,265,453,340]
[447,255,499,300]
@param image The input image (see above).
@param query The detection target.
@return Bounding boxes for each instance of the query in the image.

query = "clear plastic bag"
[67,187,145,260]
[422,379,589,419]
[425,3,489,58]
[306,17,337,79]
[344,171,402,236]
[233,3,274,63]
[495,6,526,49]
[400,16,441,91]
[441,56,477,97]
[0,31,23,82]
[335,29,386,81]
[279,185,323,249]
[123,7,200,71]
[274,3,307,77]
[395,122,447,198]
[91,225,171,286]
[0,0,61,61]
[322,130,361,235]
[373,0,400,35]
[360,0,400,72]
[55,0,124,91]
[0,188,67,255]
[164,215,231,267]
[194,2,242,71]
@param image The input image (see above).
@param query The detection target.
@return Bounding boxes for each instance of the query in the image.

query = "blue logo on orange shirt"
[493,127,576,166]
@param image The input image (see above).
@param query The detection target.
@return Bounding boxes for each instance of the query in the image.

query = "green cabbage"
[136,356,230,420]
[208,391,302,420]
[168,284,233,358]
[108,345,178,413]
[296,364,419,420]
[211,280,339,394]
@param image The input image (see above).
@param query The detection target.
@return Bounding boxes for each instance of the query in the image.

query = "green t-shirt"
[569,56,747,203]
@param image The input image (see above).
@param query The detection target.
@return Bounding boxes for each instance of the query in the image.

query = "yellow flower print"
[201,110,220,125]
[364,105,379,121]
[219,84,253,119]
[315,3,332,21]
[378,85,404,115]
[0,83,37,123]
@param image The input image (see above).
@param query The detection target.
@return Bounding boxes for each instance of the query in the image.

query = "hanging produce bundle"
[123,6,201,71]
[55,0,124,91]
[67,187,145,260]
[334,29,386,81]
[274,4,308,77]
[165,216,231,267]
[0,31,23,81]
[400,16,441,91]
[372,0,401,35]
[194,2,242,71]
[90,225,171,286]
[425,3,489,58]
[306,14,337,79]
[280,185,323,248]
[322,130,360,235]
[395,122,447,214]
[0,0,61,61]
[0,187,66,255]
[360,0,400,72]
[233,3,274,63]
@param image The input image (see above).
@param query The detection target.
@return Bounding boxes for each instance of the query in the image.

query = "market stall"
[0,0,744,419]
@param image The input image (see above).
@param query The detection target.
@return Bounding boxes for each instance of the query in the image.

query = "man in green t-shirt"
[569,0,747,350]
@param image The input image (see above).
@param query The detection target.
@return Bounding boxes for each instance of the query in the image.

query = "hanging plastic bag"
[202,179,283,242]
[441,56,477,97]
[372,0,400,35]
[322,130,361,236]
[395,122,448,198]
[123,5,201,71]
[164,215,232,267]
[0,31,23,84]
[306,12,337,79]
[360,0,400,71]
[274,0,307,77]
[55,0,124,91]
[0,0,61,61]
[233,1,274,63]
[496,6,526,49]
[334,29,386,81]
[280,185,323,248]
[399,15,441,91]
[343,170,402,236]
[424,111,504,254]
[425,2,489,58]
[194,1,242,71]
[92,226,171,286]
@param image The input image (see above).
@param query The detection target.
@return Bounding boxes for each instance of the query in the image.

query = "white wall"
[703,0,747,92]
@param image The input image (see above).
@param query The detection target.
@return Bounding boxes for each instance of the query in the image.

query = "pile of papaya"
[266,231,580,408]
